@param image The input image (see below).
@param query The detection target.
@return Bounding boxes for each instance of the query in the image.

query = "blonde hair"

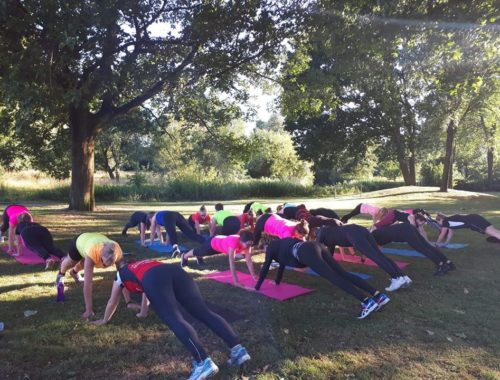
[375,208,389,221]
[102,243,119,267]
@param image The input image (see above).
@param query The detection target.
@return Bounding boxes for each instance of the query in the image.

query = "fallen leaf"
[23,310,37,318]
[262,364,270,372]
[283,329,289,334]
[464,288,469,294]
[446,337,454,342]
[426,330,435,336]
[452,309,466,314]
[454,332,467,339]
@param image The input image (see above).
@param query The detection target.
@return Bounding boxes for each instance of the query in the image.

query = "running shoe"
[384,276,406,292]
[172,244,181,258]
[180,253,188,268]
[373,293,390,311]
[227,345,251,367]
[69,269,82,284]
[402,275,412,287]
[356,298,378,319]
[187,358,219,380]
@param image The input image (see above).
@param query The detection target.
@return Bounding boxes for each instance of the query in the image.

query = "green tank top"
[251,202,268,214]
[213,210,234,225]
[76,233,113,257]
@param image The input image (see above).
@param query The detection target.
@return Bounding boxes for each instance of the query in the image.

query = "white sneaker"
[403,276,412,287]
[385,276,406,292]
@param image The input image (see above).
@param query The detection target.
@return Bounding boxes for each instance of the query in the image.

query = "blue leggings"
[142,265,239,361]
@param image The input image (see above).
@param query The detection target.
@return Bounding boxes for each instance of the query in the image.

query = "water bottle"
[56,281,65,302]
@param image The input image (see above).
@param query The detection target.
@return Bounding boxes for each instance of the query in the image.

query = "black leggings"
[310,208,339,219]
[308,215,340,229]
[123,212,146,234]
[297,242,376,302]
[21,225,65,260]
[252,213,273,245]
[345,227,405,278]
[142,265,239,362]
[222,216,241,235]
[373,224,448,266]
[162,212,205,245]
[341,204,362,222]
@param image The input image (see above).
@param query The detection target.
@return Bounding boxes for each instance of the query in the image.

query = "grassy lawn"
[1,187,500,380]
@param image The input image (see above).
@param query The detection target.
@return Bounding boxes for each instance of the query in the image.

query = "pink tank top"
[210,235,244,253]
[264,214,296,238]
[360,203,380,217]
[6,205,31,226]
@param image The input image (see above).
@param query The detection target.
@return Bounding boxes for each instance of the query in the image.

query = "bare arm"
[136,293,150,318]
[8,226,16,252]
[436,227,449,244]
[443,228,453,245]
[149,219,157,245]
[244,247,257,280]
[140,223,146,246]
[82,258,95,319]
[91,281,122,325]
[209,219,216,236]
[418,225,429,241]
[227,248,240,285]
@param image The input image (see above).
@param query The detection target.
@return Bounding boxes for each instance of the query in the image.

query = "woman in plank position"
[122,211,155,247]
[255,233,390,319]
[56,232,123,319]
[315,224,411,292]
[371,223,455,275]
[149,210,205,256]
[435,213,500,246]
[1,204,33,254]
[15,220,65,269]
[181,230,257,287]
[93,259,251,380]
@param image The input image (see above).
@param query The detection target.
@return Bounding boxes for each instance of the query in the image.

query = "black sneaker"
[446,261,456,272]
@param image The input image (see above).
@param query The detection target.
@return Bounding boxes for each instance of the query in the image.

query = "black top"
[15,221,40,235]
[255,237,305,290]
[315,224,369,248]
[282,206,298,220]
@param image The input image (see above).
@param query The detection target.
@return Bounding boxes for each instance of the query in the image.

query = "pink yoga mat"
[1,245,60,265]
[205,270,314,301]
[333,253,409,269]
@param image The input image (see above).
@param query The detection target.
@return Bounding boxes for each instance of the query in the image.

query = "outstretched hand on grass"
[91,319,106,326]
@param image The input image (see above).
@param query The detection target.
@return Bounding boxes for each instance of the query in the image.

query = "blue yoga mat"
[269,263,371,280]
[135,240,188,255]
[382,247,425,258]
[441,243,468,249]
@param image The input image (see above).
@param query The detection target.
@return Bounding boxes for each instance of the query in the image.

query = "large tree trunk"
[392,127,414,186]
[69,108,99,211]
[440,120,456,192]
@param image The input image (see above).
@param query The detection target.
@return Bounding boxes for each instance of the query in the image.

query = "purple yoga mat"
[1,245,59,265]
[205,270,314,301]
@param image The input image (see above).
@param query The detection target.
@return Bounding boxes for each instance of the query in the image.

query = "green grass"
[1,187,500,379]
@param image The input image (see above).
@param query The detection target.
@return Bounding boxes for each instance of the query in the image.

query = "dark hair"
[265,207,272,213]
[276,205,284,213]
[415,214,427,224]
[17,212,32,224]
[294,219,310,236]
[239,229,254,242]
[215,203,224,211]
[148,211,155,218]
[200,205,206,212]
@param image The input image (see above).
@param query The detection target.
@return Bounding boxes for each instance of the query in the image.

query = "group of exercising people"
[2,201,500,380]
